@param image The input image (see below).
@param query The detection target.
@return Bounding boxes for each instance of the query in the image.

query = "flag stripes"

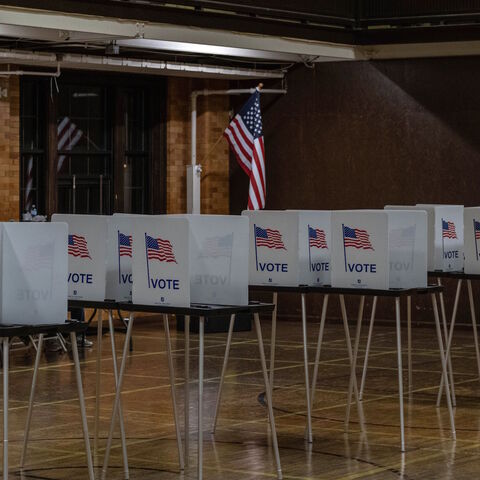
[68,234,91,259]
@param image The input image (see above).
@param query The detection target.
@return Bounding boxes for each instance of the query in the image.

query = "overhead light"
[116,38,300,62]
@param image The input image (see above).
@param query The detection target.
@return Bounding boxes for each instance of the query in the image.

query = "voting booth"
[464,207,480,274]
[386,204,464,272]
[0,222,68,325]
[52,214,108,301]
[132,214,249,307]
[106,214,134,301]
[331,210,427,290]
[243,210,331,286]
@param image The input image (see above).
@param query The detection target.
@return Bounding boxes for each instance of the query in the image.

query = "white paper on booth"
[106,215,133,301]
[52,214,108,301]
[0,223,68,325]
[386,210,428,288]
[132,216,190,307]
[242,210,299,286]
[331,210,389,290]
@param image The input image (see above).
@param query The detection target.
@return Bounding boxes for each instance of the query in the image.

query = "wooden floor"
[3,313,480,479]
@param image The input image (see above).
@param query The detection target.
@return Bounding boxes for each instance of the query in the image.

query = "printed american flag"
[146,235,177,263]
[24,242,54,272]
[200,233,233,258]
[343,226,374,250]
[255,226,286,250]
[57,117,84,173]
[442,220,457,239]
[224,89,265,210]
[118,232,132,257]
[308,227,328,249]
[68,234,91,259]
[389,225,415,249]
[475,220,480,240]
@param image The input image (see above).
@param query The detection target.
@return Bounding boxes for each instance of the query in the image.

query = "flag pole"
[342,224,348,273]
[475,219,479,261]
[254,224,259,271]
[308,225,312,272]
[117,230,121,285]
[441,218,445,265]
[145,233,151,288]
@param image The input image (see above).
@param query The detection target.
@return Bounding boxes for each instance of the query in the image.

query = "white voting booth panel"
[288,210,331,285]
[243,210,298,286]
[132,216,190,307]
[0,222,68,325]
[243,210,331,286]
[185,215,249,305]
[331,210,427,290]
[106,214,134,301]
[464,207,480,274]
[386,205,463,271]
[52,214,108,301]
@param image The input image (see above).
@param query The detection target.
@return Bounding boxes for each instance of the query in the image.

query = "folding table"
[0,321,94,480]
[101,301,281,480]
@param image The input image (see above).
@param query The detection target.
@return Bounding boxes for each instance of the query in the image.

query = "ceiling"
[2,1,480,79]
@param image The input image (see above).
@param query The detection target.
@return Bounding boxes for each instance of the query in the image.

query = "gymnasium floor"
[4,312,480,479]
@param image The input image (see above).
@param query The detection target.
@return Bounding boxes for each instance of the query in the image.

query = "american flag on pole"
[68,234,91,259]
[200,233,233,258]
[146,235,177,263]
[343,226,374,250]
[474,220,480,240]
[57,116,84,172]
[224,89,265,210]
[255,226,286,250]
[442,220,457,239]
[118,232,132,258]
[308,227,328,249]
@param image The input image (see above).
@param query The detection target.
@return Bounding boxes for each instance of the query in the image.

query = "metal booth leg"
[310,294,329,407]
[184,315,190,468]
[108,311,129,479]
[437,279,462,407]
[94,309,103,458]
[20,334,44,469]
[301,293,313,443]
[339,295,364,432]
[254,313,283,479]
[394,297,406,452]
[467,280,480,387]
[163,315,184,470]
[212,314,235,434]
[70,332,95,480]
[102,313,135,480]
[359,297,377,401]
[345,296,365,430]
[269,292,278,395]
[407,296,412,395]
[2,338,8,480]
[437,278,456,406]
[431,294,456,441]
[198,317,205,480]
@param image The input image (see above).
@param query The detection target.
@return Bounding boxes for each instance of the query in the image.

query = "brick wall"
[166,77,230,214]
[0,76,20,221]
